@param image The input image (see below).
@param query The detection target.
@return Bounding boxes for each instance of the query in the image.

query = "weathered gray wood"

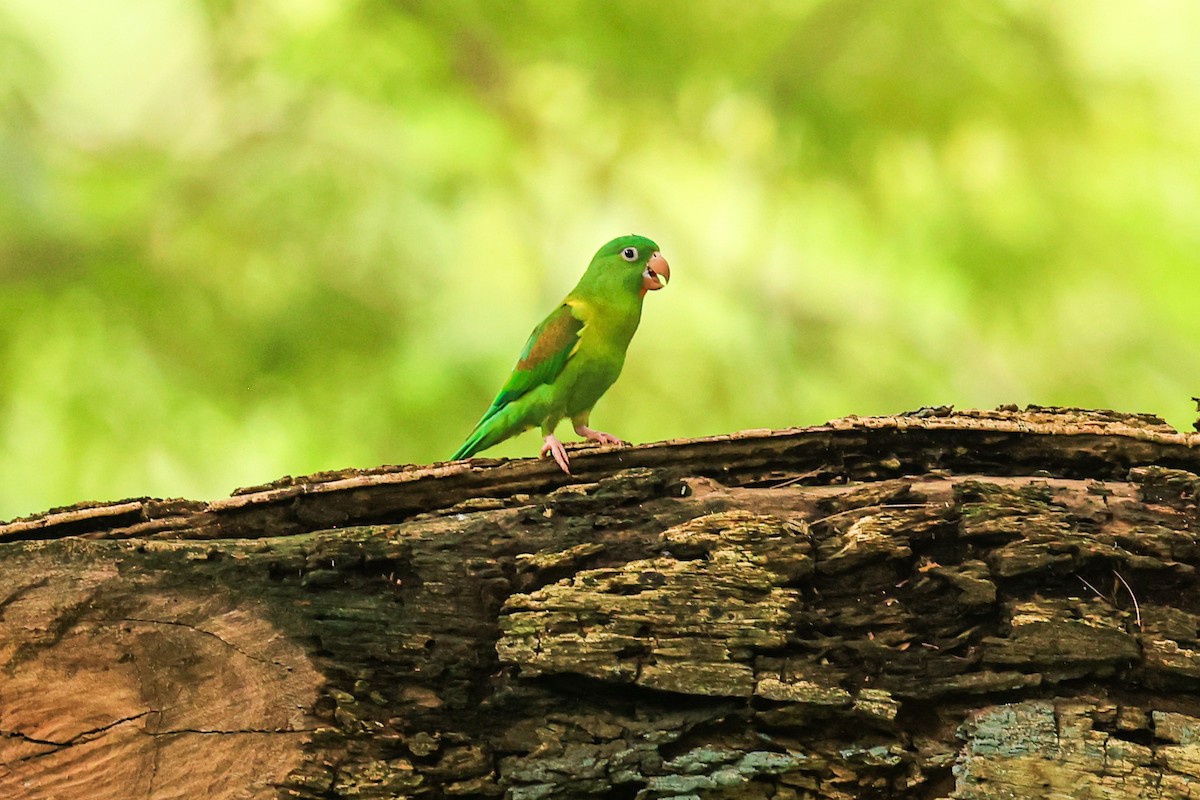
[1,407,1198,799]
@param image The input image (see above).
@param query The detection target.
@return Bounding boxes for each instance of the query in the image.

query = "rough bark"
[1,406,1199,800]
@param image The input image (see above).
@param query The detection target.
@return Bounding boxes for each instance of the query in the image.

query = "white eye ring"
[621,247,639,261]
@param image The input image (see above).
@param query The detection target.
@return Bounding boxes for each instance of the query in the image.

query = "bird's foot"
[540,434,572,474]
[574,425,627,447]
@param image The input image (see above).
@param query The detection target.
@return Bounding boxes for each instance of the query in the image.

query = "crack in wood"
[119,617,278,668]
[2,711,154,763]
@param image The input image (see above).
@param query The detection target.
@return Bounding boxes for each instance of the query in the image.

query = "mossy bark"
[2,407,1199,799]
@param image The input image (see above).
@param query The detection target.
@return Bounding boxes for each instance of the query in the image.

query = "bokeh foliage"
[1,0,1198,519]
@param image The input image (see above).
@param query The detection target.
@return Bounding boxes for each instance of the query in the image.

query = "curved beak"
[642,251,670,294]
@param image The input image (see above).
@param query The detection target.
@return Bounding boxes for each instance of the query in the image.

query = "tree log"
[2,406,1199,799]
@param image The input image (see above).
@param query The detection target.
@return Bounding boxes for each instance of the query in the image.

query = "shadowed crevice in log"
[1,407,1199,799]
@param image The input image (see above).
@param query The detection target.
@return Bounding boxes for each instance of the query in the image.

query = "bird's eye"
[621,247,639,261]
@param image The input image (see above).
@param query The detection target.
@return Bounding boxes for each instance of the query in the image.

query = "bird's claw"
[541,434,572,474]
[574,425,627,447]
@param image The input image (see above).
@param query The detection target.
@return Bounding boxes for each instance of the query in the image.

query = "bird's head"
[583,234,671,299]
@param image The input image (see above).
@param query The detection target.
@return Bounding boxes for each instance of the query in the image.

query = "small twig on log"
[1075,574,1105,601]
[1113,570,1143,631]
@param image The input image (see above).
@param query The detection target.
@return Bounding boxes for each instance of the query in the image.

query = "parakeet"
[451,234,671,473]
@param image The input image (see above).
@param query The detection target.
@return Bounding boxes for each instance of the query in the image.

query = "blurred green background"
[1,0,1198,520]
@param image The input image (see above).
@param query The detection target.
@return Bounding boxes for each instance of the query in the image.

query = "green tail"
[449,424,490,460]
[450,405,528,461]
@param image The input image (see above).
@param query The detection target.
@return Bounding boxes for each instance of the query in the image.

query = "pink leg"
[573,423,626,447]
[540,433,572,474]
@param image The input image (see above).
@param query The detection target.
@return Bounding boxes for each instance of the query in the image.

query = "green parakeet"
[451,234,671,473]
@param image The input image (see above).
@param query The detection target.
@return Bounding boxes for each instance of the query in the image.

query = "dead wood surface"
[2,406,1200,799]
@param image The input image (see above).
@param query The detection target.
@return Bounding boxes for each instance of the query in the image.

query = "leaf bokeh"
[2,0,1198,519]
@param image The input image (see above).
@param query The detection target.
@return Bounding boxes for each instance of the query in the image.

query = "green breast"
[561,312,640,416]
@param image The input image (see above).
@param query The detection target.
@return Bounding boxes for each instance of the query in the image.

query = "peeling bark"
[1,407,1199,799]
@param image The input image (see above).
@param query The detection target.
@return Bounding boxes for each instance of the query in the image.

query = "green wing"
[485,302,584,417]
[451,302,585,460]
